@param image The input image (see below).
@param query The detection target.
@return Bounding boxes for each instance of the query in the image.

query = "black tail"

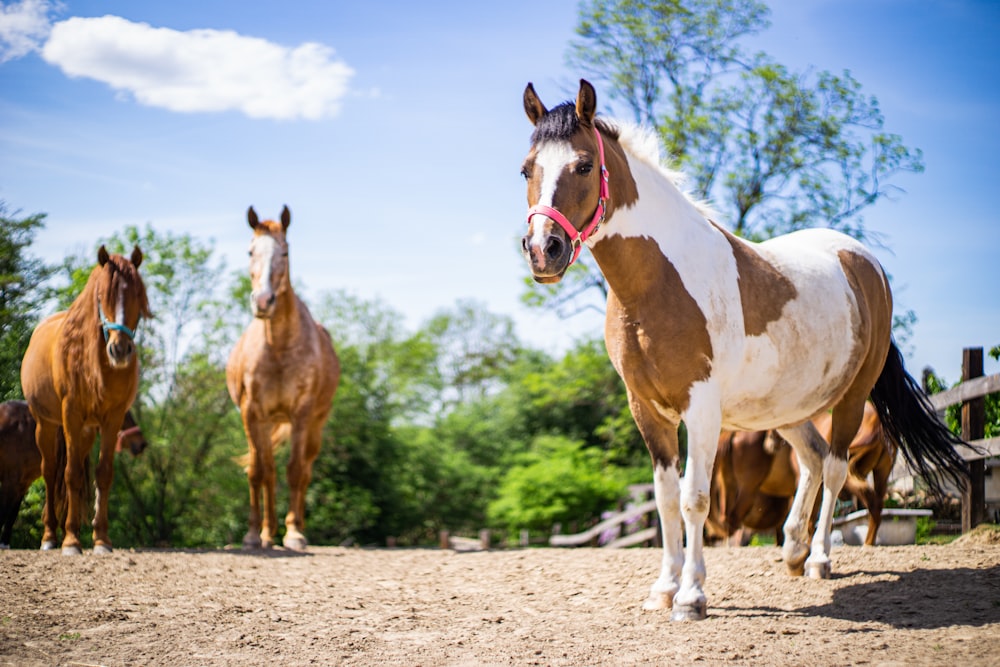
[869,341,972,497]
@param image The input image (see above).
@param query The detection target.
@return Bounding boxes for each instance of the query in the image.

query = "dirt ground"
[1,532,999,667]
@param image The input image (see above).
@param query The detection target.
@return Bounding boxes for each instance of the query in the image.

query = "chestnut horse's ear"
[575,79,597,127]
[248,206,260,230]
[280,205,290,231]
[98,245,110,267]
[130,245,143,269]
[523,82,547,126]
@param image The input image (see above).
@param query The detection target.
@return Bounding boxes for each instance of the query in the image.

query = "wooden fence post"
[961,347,986,533]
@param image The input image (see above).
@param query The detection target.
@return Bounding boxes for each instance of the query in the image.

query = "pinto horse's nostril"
[521,235,531,255]
[544,236,565,261]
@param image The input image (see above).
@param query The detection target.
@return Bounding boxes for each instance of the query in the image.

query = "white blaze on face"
[528,141,578,248]
[250,234,278,297]
[116,281,126,326]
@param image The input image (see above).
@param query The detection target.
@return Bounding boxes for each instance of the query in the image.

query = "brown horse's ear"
[130,245,143,269]
[98,245,110,267]
[248,206,259,230]
[523,82,547,126]
[280,205,290,231]
[576,79,597,127]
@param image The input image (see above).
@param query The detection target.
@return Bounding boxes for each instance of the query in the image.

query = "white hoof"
[805,560,832,579]
[670,600,707,621]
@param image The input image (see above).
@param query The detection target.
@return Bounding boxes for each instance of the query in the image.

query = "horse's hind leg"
[35,420,61,551]
[776,422,828,576]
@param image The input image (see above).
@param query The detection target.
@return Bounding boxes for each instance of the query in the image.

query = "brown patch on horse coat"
[599,236,712,431]
[715,225,797,337]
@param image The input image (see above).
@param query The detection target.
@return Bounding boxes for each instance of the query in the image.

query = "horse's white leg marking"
[671,382,721,621]
[805,455,848,579]
[777,423,827,575]
[643,460,683,611]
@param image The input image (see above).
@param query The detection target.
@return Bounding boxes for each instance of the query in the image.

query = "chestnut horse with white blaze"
[519,80,970,621]
[20,246,150,555]
[227,206,339,551]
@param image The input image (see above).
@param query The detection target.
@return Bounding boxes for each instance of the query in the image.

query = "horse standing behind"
[226,206,339,551]
[708,401,897,547]
[20,246,150,555]
[0,399,148,548]
[518,80,970,620]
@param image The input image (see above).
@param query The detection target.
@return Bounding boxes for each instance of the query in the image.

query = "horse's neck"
[264,286,305,344]
[592,155,723,310]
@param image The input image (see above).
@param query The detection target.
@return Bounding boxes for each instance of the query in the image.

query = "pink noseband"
[526,125,610,265]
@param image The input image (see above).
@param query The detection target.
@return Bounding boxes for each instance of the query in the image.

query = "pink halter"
[526,125,610,265]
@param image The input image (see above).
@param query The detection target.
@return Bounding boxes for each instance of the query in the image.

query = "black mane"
[530,101,619,145]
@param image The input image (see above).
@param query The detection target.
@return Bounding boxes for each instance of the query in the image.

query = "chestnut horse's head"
[520,79,610,283]
[95,245,150,369]
[246,206,290,319]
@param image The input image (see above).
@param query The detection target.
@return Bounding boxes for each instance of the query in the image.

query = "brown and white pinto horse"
[20,246,150,555]
[519,80,970,620]
[226,206,339,551]
[0,399,148,548]
[708,401,898,547]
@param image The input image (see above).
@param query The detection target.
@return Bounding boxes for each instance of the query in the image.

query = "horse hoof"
[41,540,58,551]
[806,560,831,579]
[783,542,809,577]
[94,544,113,555]
[283,534,308,552]
[642,591,673,611]
[242,532,262,550]
[61,545,82,556]
[670,600,707,622]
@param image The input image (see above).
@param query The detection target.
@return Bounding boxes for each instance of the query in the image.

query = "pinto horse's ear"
[248,206,259,230]
[523,83,547,126]
[576,79,597,127]
[280,205,290,231]
[98,245,110,267]
[130,245,143,269]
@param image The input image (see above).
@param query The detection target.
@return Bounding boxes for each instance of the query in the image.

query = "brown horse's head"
[95,245,151,369]
[246,206,291,319]
[520,79,610,283]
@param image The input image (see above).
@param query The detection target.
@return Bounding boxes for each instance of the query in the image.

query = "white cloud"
[0,0,55,63]
[41,15,354,120]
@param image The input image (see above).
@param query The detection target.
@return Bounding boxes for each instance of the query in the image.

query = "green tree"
[0,203,54,400]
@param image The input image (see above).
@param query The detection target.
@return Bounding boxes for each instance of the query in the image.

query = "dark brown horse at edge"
[20,245,150,555]
[227,207,340,551]
[707,401,898,547]
[0,399,148,548]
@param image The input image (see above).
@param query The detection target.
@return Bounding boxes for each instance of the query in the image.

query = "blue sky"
[1,0,997,382]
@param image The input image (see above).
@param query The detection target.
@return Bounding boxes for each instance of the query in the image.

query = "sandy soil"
[1,535,999,666]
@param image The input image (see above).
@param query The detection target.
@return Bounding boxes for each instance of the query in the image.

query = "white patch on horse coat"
[250,234,278,301]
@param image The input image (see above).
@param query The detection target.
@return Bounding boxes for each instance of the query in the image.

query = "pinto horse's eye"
[520,167,530,180]
[576,161,593,176]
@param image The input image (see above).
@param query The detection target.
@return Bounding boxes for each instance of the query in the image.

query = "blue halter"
[98,298,136,341]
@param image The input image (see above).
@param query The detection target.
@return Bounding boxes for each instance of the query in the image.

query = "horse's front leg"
[241,407,275,549]
[629,398,683,612]
[92,417,122,554]
[776,423,828,576]
[283,416,319,552]
[671,390,722,621]
[59,412,89,556]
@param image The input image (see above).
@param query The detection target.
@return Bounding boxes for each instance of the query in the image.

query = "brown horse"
[518,79,970,620]
[0,399,148,548]
[20,246,150,555]
[226,206,340,551]
[708,402,898,547]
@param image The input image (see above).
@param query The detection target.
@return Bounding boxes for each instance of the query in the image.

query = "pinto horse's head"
[96,245,149,369]
[246,206,291,319]
[520,79,609,284]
